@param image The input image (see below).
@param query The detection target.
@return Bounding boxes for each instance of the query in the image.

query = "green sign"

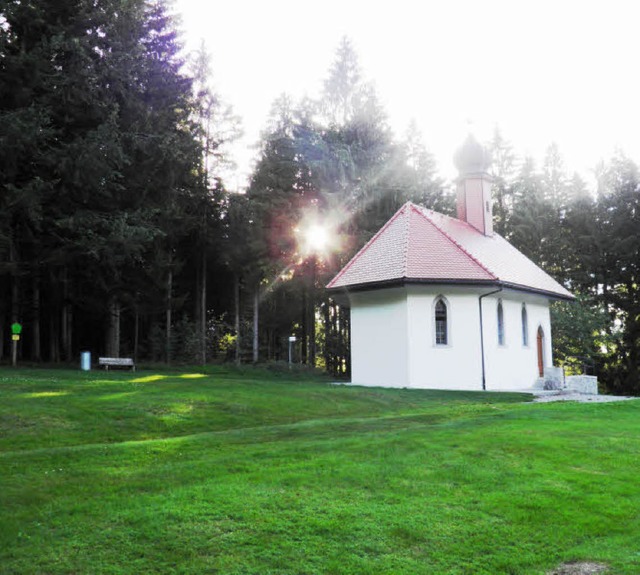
[11,323,22,335]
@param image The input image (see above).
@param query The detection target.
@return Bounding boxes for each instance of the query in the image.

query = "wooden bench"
[98,357,136,371]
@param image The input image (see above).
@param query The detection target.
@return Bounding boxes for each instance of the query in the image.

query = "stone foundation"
[533,368,598,394]
[543,367,564,390]
[564,375,598,395]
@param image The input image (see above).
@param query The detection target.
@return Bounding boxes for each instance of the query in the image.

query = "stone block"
[565,375,598,395]
[542,367,564,390]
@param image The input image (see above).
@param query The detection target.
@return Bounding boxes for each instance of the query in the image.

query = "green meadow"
[1,367,639,574]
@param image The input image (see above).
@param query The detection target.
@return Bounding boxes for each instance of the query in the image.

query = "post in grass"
[11,322,22,367]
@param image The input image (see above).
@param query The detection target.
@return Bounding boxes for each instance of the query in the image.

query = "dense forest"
[1,0,639,394]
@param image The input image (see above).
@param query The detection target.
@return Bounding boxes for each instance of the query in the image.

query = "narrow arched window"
[497,300,505,346]
[435,298,448,345]
[521,304,529,346]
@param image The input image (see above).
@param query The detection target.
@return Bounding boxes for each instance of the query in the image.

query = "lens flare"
[304,224,329,253]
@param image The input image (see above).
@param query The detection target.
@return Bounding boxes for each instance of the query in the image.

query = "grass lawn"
[1,367,639,574]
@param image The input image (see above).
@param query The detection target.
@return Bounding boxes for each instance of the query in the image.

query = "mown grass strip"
[2,368,639,574]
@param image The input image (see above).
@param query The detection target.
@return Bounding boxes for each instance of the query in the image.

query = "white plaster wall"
[482,291,552,391]
[406,287,483,390]
[348,285,554,392]
[350,288,409,387]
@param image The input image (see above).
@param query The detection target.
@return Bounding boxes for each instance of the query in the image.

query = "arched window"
[521,304,529,346]
[434,297,448,345]
[497,300,505,346]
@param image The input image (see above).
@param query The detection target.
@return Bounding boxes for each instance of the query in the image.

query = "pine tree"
[539,143,571,282]
[243,38,445,371]
[488,127,516,236]
[399,120,448,213]
[0,0,218,362]
[563,173,597,292]
[509,157,549,264]
[542,143,569,210]
[595,154,640,393]
[321,36,362,127]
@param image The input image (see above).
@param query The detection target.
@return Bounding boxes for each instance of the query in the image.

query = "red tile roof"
[327,202,573,300]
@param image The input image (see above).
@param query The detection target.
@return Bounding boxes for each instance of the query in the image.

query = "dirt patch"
[548,561,608,575]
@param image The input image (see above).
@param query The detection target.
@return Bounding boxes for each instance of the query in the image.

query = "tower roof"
[327,202,573,300]
[453,133,492,175]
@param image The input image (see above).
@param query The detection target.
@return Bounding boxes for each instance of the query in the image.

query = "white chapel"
[327,135,574,391]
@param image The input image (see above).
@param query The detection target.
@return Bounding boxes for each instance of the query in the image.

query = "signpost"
[11,323,22,367]
[288,335,296,367]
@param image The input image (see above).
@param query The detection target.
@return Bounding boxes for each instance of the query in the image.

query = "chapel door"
[536,327,544,377]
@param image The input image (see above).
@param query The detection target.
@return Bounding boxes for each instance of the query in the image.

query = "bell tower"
[453,134,493,236]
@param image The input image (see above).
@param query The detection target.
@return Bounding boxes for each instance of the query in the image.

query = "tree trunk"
[252,285,259,363]
[344,306,351,377]
[334,302,340,375]
[32,276,41,361]
[61,304,69,360]
[63,305,73,362]
[133,304,139,363]
[307,256,317,367]
[165,267,172,364]
[301,288,307,364]
[11,279,19,366]
[49,312,59,363]
[61,268,73,361]
[234,274,241,365]
[200,251,207,364]
[106,296,121,357]
[10,238,19,325]
[322,300,331,374]
[9,234,20,366]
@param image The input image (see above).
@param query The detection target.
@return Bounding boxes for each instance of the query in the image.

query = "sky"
[173,0,640,191]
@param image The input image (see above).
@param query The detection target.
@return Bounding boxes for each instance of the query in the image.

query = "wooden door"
[537,327,544,377]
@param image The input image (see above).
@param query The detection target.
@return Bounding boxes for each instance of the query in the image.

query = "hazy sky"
[174,0,640,190]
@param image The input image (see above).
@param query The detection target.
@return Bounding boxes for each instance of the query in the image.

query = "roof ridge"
[409,203,498,280]
[402,202,411,278]
[327,202,411,289]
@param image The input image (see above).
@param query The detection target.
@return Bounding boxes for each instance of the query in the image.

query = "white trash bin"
[80,351,91,371]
